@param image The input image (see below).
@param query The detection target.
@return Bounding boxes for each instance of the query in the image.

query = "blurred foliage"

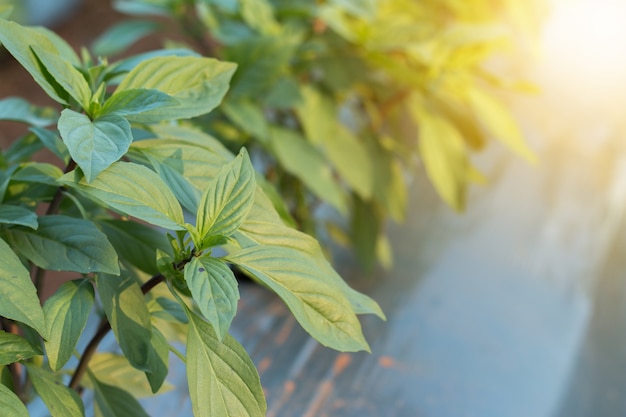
[99,0,543,269]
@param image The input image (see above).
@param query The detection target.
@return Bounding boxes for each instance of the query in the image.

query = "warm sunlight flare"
[540,0,626,110]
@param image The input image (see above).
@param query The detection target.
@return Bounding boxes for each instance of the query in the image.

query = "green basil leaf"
[2,182,56,208]
[105,49,200,85]
[0,97,57,127]
[96,273,152,372]
[254,174,296,228]
[225,36,298,99]
[114,55,236,121]
[144,326,169,394]
[0,331,42,365]
[29,127,69,162]
[143,153,201,213]
[6,215,120,275]
[296,86,373,199]
[129,139,228,191]
[0,204,37,229]
[32,26,80,64]
[92,19,160,57]
[262,76,301,109]
[43,279,95,371]
[59,162,185,231]
[196,148,255,242]
[0,237,47,338]
[466,85,536,163]
[186,310,266,417]
[240,0,280,35]
[113,0,171,17]
[99,219,172,275]
[148,124,233,160]
[91,372,150,417]
[30,45,91,110]
[184,256,239,340]
[58,109,133,183]
[100,88,179,122]
[4,132,43,164]
[268,127,347,215]
[0,19,77,104]
[226,245,370,352]
[369,142,407,223]
[221,99,269,144]
[350,196,379,271]
[26,364,85,417]
[149,296,188,324]
[414,107,469,210]
[12,162,63,185]
[0,383,29,417]
[85,352,173,398]
[237,192,385,319]
[0,167,16,204]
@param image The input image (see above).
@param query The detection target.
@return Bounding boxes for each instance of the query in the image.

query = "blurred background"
[3,0,626,416]
[389,0,626,415]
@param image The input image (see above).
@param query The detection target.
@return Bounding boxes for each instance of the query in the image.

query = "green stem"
[168,345,186,364]
[68,274,166,392]
[68,318,109,393]
[45,159,76,215]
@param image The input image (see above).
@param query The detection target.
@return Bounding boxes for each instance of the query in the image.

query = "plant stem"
[141,274,166,295]
[168,345,187,364]
[68,318,110,393]
[46,159,76,215]
[68,274,166,392]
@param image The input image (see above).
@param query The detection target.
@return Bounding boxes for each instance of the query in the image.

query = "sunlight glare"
[540,0,626,107]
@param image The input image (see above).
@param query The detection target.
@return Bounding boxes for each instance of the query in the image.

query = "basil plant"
[0,15,383,417]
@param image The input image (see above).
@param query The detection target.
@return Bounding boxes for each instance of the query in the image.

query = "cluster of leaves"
[0,10,384,417]
[95,0,541,269]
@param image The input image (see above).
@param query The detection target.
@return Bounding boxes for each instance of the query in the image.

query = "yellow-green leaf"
[58,109,133,183]
[465,85,536,163]
[415,107,469,210]
[226,245,371,352]
[184,256,239,340]
[115,55,236,121]
[59,162,185,231]
[26,364,84,417]
[196,148,255,242]
[186,309,266,417]
[0,383,28,417]
[43,279,95,371]
[0,237,48,338]
[0,331,42,365]
[96,273,152,372]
